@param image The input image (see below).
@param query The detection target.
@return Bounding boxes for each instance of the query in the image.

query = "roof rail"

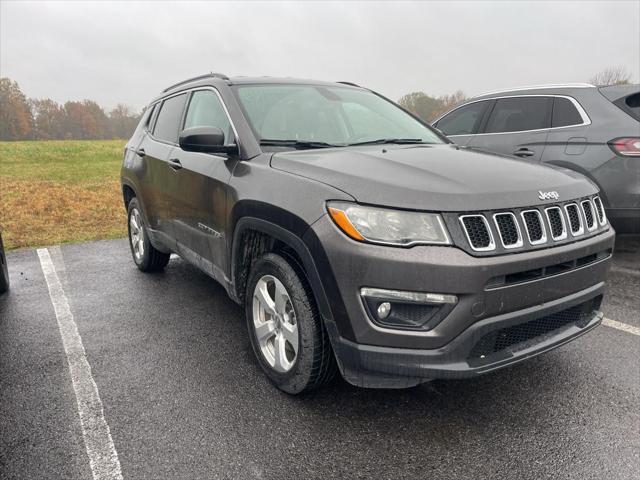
[473,83,595,98]
[162,72,229,92]
[336,81,361,88]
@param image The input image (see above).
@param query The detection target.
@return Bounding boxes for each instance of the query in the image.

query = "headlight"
[327,201,451,246]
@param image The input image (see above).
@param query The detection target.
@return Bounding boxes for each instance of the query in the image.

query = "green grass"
[0,140,127,250]
[0,139,125,183]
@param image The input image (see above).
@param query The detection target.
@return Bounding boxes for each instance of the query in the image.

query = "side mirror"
[179,126,238,154]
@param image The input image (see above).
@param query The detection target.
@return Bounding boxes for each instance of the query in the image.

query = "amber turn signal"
[328,207,365,241]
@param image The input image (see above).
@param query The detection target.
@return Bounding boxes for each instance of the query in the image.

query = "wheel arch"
[121,180,154,224]
[229,215,334,328]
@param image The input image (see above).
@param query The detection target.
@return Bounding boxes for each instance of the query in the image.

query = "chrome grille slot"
[459,215,495,251]
[581,200,597,231]
[593,196,607,225]
[520,209,546,245]
[493,213,523,248]
[564,203,584,236]
[545,207,567,240]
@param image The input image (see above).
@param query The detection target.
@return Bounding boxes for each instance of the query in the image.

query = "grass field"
[0,140,127,250]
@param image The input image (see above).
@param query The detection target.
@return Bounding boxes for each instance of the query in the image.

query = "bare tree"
[589,66,632,86]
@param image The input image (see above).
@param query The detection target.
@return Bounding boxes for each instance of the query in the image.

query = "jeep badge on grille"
[538,190,560,201]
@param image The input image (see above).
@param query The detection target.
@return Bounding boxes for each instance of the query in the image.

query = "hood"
[270,144,597,211]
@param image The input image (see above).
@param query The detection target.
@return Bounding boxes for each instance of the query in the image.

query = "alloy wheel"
[252,275,299,373]
[129,208,145,262]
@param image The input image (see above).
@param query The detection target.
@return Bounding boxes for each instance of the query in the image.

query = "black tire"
[0,233,9,294]
[245,252,337,394]
[127,197,170,272]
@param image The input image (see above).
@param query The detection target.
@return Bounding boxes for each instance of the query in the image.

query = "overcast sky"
[1,0,638,111]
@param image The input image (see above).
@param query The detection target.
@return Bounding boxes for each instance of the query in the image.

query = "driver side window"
[184,90,234,144]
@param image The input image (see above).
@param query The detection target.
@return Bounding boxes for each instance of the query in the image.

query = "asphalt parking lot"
[1,236,638,480]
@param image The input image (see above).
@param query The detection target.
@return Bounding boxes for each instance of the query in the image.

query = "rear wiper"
[259,139,338,149]
[346,138,429,146]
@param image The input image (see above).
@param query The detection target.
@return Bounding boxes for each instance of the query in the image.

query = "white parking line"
[603,318,640,337]
[37,248,123,480]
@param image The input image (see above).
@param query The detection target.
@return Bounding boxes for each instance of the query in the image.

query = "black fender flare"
[230,216,334,326]
[121,179,145,214]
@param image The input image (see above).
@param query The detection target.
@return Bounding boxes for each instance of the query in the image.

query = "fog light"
[377,302,391,319]
[360,287,458,331]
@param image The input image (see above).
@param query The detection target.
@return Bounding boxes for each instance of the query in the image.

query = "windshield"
[233,84,444,148]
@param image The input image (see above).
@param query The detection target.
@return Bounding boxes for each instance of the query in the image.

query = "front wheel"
[127,198,170,272]
[245,252,337,394]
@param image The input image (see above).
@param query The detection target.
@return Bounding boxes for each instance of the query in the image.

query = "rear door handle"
[135,148,146,157]
[513,148,535,157]
[168,158,183,170]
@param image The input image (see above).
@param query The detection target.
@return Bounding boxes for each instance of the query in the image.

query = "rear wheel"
[245,252,336,394]
[0,233,9,294]
[127,197,170,272]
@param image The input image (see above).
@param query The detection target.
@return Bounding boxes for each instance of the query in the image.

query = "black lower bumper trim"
[326,283,605,388]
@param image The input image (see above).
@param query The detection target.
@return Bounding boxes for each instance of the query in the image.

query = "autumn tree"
[589,66,632,86]
[0,77,34,140]
[398,92,441,122]
[430,90,468,120]
[109,104,141,139]
[398,90,468,122]
[30,98,65,139]
[82,100,111,139]
[61,100,112,139]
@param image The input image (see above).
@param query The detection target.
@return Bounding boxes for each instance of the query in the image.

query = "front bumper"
[327,285,603,388]
[307,215,614,388]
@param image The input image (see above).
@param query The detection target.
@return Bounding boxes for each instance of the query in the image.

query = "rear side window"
[153,93,188,143]
[436,101,488,136]
[184,90,234,143]
[616,92,640,121]
[552,97,584,128]
[129,104,156,141]
[144,104,158,130]
[485,97,552,133]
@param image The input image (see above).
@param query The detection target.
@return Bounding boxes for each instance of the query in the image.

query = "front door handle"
[168,158,182,170]
[513,148,535,157]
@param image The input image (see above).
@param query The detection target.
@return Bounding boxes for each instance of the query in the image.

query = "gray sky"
[1,0,639,111]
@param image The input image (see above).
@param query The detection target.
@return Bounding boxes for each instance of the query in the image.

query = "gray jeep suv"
[433,84,640,233]
[121,74,614,393]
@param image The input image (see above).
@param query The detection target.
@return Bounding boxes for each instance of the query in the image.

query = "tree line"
[0,67,632,141]
[0,77,141,141]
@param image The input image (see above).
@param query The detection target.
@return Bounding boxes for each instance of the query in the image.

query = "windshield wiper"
[259,139,338,149]
[346,138,429,146]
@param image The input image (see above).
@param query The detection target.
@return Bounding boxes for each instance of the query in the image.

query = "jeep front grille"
[455,195,607,254]
[581,200,596,231]
[459,215,495,251]
[520,210,546,245]
[545,207,567,240]
[493,213,523,248]
[564,203,584,236]
[593,196,607,226]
